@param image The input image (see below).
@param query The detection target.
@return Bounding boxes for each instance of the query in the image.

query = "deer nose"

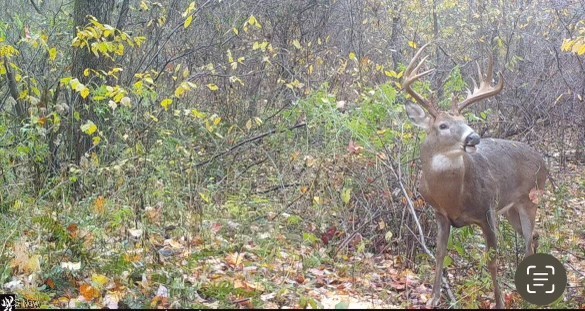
[465,133,480,146]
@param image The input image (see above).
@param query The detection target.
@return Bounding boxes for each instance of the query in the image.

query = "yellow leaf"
[408,41,417,49]
[207,83,219,91]
[184,15,193,28]
[160,98,173,111]
[182,1,197,17]
[80,87,90,99]
[140,0,149,11]
[248,15,261,28]
[341,188,351,204]
[80,120,98,135]
[313,196,322,205]
[248,15,257,26]
[174,85,186,98]
[199,192,210,203]
[292,39,302,50]
[92,136,101,146]
[226,49,234,63]
[26,255,41,273]
[233,27,239,35]
[213,117,221,125]
[69,78,80,89]
[92,274,109,287]
[49,47,57,61]
[148,113,159,122]
[349,52,357,61]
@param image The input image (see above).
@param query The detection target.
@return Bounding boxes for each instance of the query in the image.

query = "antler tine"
[403,42,438,117]
[457,55,504,113]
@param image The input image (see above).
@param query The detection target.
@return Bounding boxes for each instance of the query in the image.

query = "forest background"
[0,0,584,308]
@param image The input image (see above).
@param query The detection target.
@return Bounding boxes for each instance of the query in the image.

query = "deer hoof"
[426,295,440,308]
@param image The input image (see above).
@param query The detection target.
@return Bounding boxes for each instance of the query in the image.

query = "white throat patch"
[431,153,464,172]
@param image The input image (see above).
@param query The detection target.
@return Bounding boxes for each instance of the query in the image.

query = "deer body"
[402,44,548,308]
[419,136,547,229]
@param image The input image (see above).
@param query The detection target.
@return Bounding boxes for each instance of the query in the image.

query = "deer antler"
[456,55,504,113]
[403,42,438,117]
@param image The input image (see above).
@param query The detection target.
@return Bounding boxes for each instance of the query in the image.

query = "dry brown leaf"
[226,252,244,267]
[67,224,79,239]
[94,196,106,214]
[11,241,41,274]
[79,284,100,301]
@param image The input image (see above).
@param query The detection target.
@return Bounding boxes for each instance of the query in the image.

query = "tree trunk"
[70,0,114,163]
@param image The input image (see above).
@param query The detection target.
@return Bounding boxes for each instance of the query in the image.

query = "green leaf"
[341,188,351,204]
[443,255,453,267]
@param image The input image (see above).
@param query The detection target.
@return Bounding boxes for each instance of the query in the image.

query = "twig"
[195,122,306,168]
[254,183,301,195]
[334,211,382,256]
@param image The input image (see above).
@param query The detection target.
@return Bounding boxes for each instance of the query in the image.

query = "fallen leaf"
[61,261,81,271]
[80,284,100,301]
[103,292,119,309]
[156,284,169,298]
[128,228,143,239]
[94,196,106,214]
[67,224,79,238]
[92,274,109,287]
[347,140,363,155]
[226,252,244,267]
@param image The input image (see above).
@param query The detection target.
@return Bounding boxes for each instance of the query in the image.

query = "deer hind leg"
[479,212,504,309]
[429,213,451,308]
[504,198,538,256]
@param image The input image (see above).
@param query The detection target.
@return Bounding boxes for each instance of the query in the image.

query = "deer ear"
[405,102,431,130]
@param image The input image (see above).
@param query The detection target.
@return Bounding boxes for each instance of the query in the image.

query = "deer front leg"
[479,213,504,309]
[429,213,451,307]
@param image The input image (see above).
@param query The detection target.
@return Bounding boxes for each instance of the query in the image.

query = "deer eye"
[439,123,448,130]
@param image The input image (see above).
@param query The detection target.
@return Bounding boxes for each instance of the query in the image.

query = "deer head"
[402,43,548,309]
[403,43,503,154]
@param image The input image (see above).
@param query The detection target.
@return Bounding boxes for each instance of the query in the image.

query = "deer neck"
[420,147,470,216]
[422,147,467,175]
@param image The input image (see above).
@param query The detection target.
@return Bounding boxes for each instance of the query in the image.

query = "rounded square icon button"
[515,253,567,305]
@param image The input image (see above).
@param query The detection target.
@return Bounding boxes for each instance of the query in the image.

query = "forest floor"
[4,163,584,309]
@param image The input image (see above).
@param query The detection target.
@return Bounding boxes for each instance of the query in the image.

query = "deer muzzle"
[464,132,480,152]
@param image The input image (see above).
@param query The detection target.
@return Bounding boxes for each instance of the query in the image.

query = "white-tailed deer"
[402,43,548,308]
